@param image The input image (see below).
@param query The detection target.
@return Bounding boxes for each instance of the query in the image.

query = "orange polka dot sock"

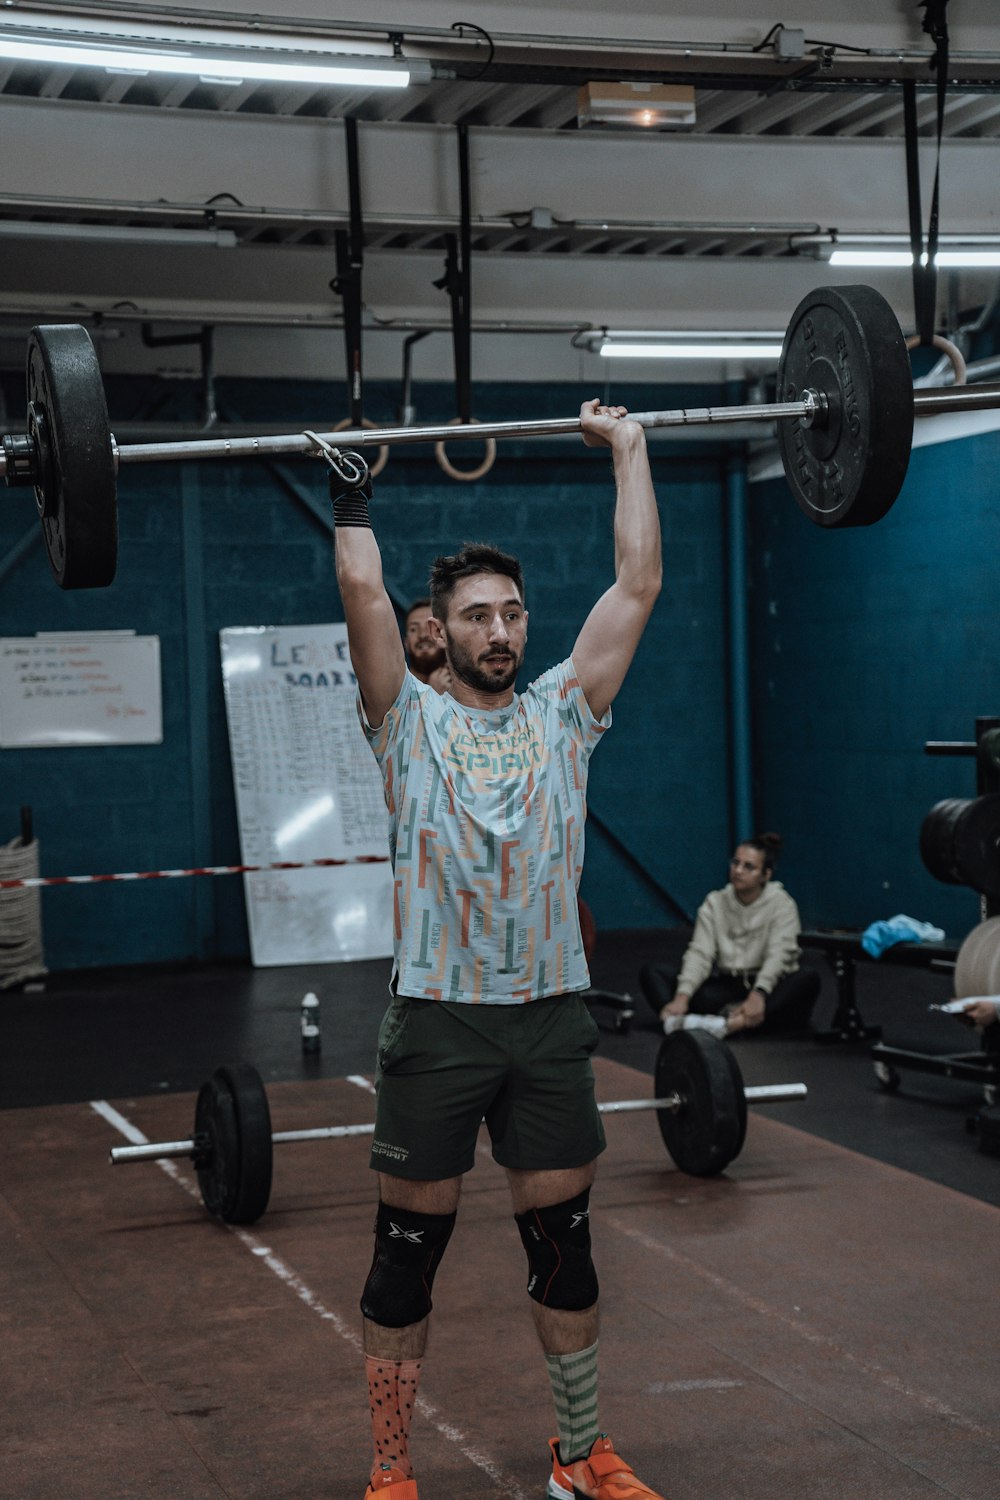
[365,1354,423,1483]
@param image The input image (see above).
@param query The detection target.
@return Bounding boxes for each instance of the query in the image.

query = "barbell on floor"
[107,1029,807,1224]
[4,284,1000,589]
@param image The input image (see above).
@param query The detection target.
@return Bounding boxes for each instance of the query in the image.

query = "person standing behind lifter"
[641,833,820,1037]
[403,597,452,694]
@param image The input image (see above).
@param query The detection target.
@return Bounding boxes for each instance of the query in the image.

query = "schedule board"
[220,624,393,966]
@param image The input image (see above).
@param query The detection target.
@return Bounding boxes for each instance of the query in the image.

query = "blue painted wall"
[0,374,731,969]
[749,426,1000,939]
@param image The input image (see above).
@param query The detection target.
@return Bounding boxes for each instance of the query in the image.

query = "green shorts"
[369,993,607,1180]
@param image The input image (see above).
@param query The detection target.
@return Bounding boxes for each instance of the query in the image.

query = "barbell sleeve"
[108,1081,807,1165]
[597,1096,682,1115]
[111,1137,202,1163]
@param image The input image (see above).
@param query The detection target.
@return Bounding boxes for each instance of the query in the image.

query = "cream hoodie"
[676,879,802,998]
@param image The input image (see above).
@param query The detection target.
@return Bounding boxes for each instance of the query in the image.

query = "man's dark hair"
[429,543,525,620]
[405,597,431,619]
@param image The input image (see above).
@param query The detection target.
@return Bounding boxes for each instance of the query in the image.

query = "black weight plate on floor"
[194,1071,239,1220]
[26,324,117,588]
[919,797,972,886]
[194,1064,273,1224]
[654,1029,744,1176]
[777,284,913,528]
[721,1037,748,1161]
[954,794,1000,900]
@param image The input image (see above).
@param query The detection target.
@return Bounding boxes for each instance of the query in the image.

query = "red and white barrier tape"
[0,856,390,890]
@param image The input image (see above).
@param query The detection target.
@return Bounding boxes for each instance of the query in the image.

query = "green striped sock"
[545,1339,599,1464]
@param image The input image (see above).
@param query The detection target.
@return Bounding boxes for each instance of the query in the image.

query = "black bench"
[799,928,960,1045]
[801,928,1000,1102]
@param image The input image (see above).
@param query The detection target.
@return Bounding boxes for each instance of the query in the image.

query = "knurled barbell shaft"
[107,1081,807,1165]
[103,380,1000,467]
[108,400,818,469]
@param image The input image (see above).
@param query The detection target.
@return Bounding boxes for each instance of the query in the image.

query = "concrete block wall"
[749,425,1000,939]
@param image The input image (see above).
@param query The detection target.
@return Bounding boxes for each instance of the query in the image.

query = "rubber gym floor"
[3,927,999,1500]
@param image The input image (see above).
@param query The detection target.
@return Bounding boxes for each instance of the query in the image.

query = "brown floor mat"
[2,1056,998,1500]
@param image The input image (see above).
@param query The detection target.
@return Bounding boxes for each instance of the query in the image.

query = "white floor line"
[91,1095,531,1499]
[646,1378,743,1394]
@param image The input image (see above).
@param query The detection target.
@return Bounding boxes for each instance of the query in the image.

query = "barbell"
[107,1029,807,1224]
[5,284,1000,589]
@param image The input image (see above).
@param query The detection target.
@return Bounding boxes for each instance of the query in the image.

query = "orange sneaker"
[547,1438,575,1499]
[363,1464,418,1499]
[548,1434,665,1500]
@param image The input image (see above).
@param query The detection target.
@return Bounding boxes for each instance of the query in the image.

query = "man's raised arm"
[572,400,663,720]
[333,483,406,728]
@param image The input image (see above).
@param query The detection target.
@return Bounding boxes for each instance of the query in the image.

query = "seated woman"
[641,832,820,1037]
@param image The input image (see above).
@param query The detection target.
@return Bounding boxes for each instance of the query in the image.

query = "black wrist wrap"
[330,457,373,527]
[332,490,372,528]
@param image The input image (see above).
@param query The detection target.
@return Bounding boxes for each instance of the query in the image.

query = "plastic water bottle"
[300,991,321,1054]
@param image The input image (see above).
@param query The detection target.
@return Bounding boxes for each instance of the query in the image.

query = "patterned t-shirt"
[360,658,610,1003]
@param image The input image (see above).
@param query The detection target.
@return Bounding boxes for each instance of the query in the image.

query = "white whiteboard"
[220,624,393,967]
[0,633,162,747]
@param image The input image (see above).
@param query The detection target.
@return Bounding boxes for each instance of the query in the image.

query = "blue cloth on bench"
[861,914,946,958]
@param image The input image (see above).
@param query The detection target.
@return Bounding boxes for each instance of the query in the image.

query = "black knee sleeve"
[515,1188,599,1311]
[360,1200,457,1328]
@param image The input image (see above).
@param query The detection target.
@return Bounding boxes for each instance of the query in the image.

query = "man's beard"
[409,638,447,674]
[444,631,522,694]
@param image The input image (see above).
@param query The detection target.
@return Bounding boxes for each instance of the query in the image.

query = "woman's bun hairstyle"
[747,831,782,871]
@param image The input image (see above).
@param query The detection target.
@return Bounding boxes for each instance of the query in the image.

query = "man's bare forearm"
[610,428,662,602]
[335,525,387,614]
[334,525,405,724]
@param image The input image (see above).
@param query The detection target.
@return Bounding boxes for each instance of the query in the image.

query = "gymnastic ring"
[905,333,967,386]
[433,417,498,482]
[332,417,390,478]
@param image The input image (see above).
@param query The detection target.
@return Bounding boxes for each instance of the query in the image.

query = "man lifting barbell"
[334,399,664,1500]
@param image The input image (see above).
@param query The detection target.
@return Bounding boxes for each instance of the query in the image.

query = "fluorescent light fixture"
[598,337,784,360]
[829,250,912,268]
[937,251,1000,267]
[0,220,236,247]
[830,248,1000,268]
[0,35,423,87]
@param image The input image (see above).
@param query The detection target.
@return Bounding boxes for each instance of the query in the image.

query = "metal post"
[180,467,215,959]
[725,382,754,845]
